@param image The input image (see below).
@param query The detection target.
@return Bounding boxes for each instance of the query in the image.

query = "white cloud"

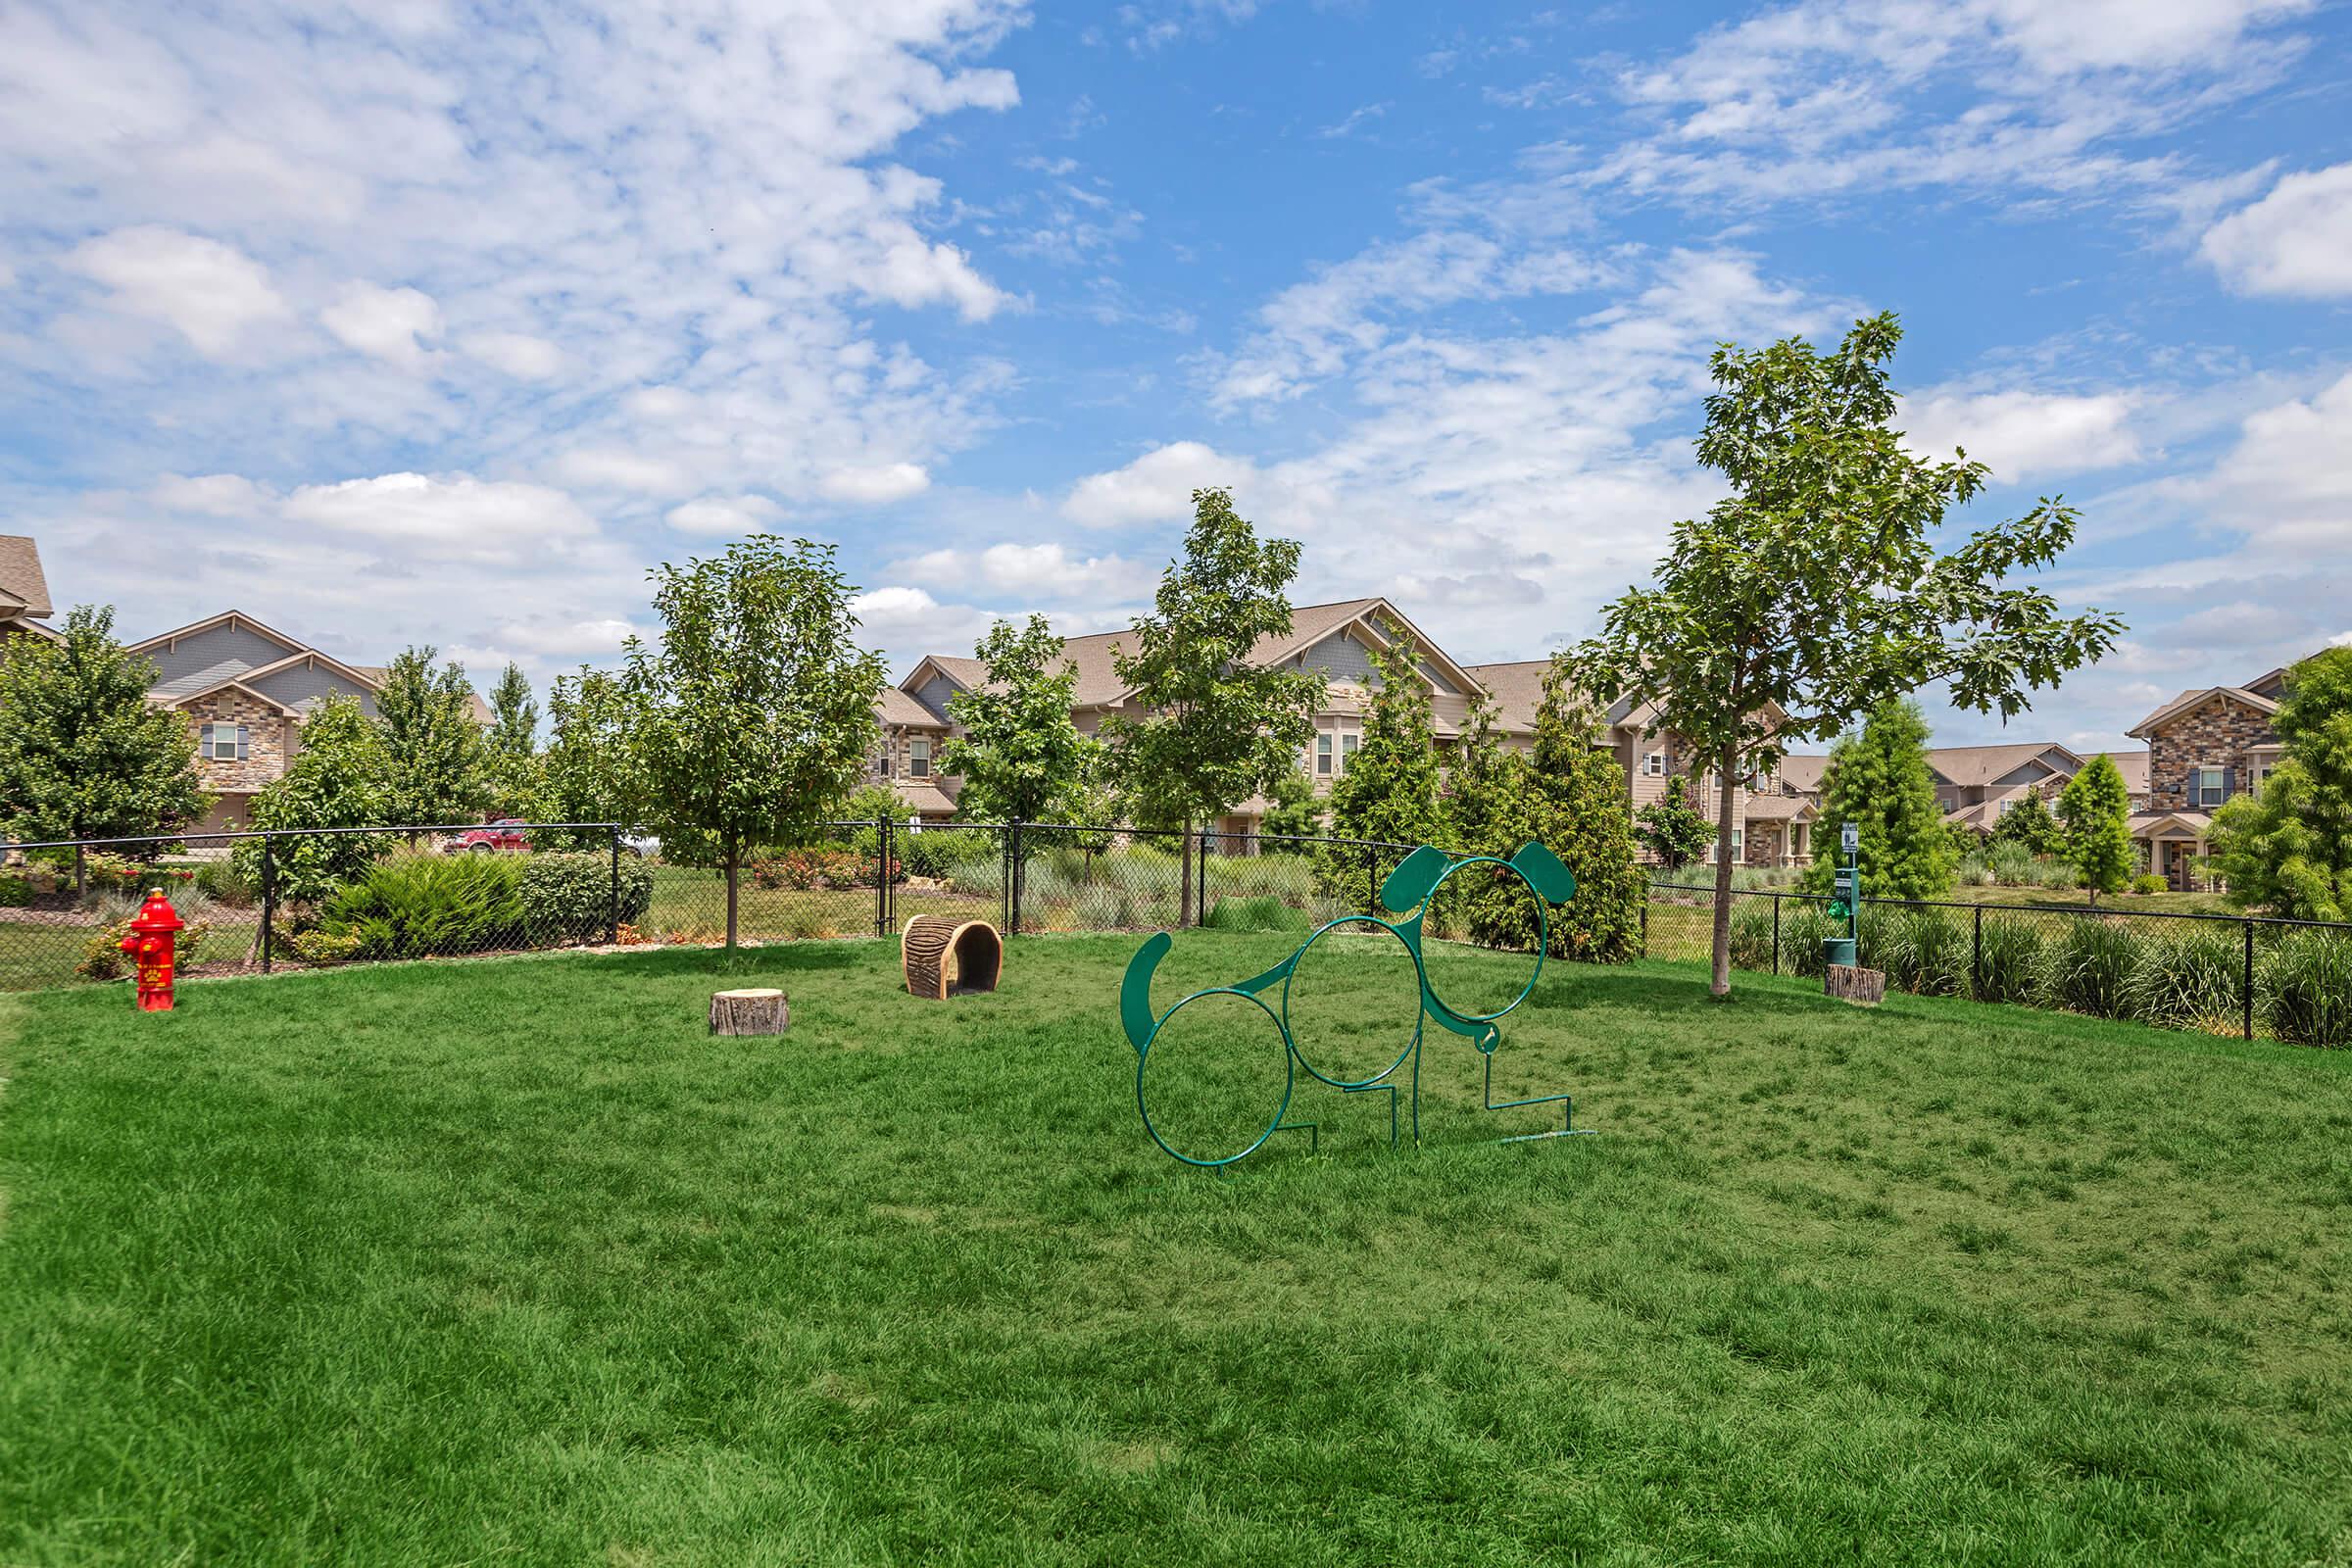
[894,541,1153,600]
[64,226,290,356]
[1061,441,1257,526]
[461,331,565,380]
[551,449,697,498]
[819,463,932,504]
[280,472,601,564]
[1903,390,2141,480]
[149,472,270,516]
[320,282,443,369]
[664,496,784,535]
[490,616,639,658]
[2200,162,2352,298]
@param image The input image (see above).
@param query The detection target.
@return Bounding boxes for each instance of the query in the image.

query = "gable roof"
[1775,755,1830,795]
[125,610,314,658]
[1924,743,2083,790]
[876,687,947,728]
[2127,685,2278,738]
[0,536,52,619]
[158,677,305,717]
[2096,751,2149,795]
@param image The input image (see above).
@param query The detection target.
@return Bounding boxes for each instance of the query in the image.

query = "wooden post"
[1825,964,1886,1006]
[709,988,789,1035]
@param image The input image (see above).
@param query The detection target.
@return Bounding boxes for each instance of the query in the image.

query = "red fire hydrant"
[119,889,185,1012]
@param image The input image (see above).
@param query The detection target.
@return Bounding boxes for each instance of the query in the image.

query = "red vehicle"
[444,819,531,854]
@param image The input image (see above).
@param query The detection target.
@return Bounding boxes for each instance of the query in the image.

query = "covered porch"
[2130,810,2215,892]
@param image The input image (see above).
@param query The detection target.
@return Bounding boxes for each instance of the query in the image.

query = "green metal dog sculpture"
[1119,842,1592,1167]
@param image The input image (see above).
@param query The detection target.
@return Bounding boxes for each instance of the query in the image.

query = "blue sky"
[4,0,2349,753]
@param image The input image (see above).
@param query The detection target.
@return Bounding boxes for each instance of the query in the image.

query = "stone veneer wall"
[2146,696,2278,811]
[180,691,291,795]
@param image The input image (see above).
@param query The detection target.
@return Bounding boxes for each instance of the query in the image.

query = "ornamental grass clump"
[2258,930,2352,1048]
[1879,907,1967,997]
[2122,928,2243,1033]
[2036,916,2134,1019]
[1970,914,2043,1004]
[318,853,524,960]
[1781,904,1837,978]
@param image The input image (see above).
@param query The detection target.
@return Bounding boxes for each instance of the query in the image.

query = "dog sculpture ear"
[1379,844,1451,913]
[1510,841,1576,905]
[1121,931,1172,1054]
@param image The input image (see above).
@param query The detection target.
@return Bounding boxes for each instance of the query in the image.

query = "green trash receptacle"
[1823,937,1857,968]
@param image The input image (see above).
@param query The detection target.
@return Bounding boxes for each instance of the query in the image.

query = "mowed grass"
[5,937,2351,1566]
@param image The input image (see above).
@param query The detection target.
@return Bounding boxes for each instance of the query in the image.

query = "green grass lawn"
[6,937,2351,1565]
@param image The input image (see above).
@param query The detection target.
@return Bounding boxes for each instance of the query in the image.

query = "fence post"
[1973,905,1983,1000]
[1640,902,1648,956]
[260,833,275,973]
[1008,822,1023,937]
[2243,918,2255,1041]
[608,827,621,945]
[1772,895,1781,976]
[877,818,891,939]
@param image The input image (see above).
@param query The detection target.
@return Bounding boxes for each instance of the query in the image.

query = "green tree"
[1320,623,1444,909]
[231,695,391,907]
[1988,789,2062,856]
[481,662,542,817]
[2210,648,2352,920]
[1258,764,1324,845]
[2055,753,2133,902]
[0,605,208,856]
[1515,663,1643,960]
[1634,778,1713,871]
[940,614,1089,825]
[1801,701,1956,903]
[625,536,885,951]
[376,646,489,839]
[1580,313,2121,996]
[1101,488,1324,920]
[1442,694,1518,858]
[536,667,645,852]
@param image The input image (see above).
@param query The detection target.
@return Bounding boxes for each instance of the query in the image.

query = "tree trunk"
[1179,816,1194,928]
[1711,742,1739,999]
[709,988,788,1034]
[723,834,740,952]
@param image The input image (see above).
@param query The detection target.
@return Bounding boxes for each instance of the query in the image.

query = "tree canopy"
[1101,488,1324,911]
[0,605,207,850]
[231,694,391,906]
[2210,648,2352,920]
[624,536,885,950]
[535,666,646,852]
[2056,754,2133,900]
[1803,700,1956,903]
[940,614,1089,825]
[375,646,489,835]
[1321,621,1442,908]
[1579,312,2121,995]
[1634,778,1713,871]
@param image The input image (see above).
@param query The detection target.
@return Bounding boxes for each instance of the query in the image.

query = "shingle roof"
[0,536,52,619]
[1775,755,1830,795]
[2096,751,2149,795]
[1923,743,2082,790]
[892,780,959,817]
[2127,686,2278,737]
[876,687,946,727]
[1458,659,1661,736]
[1742,793,1814,822]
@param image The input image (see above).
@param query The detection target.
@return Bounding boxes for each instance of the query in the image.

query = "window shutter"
[236,725,249,761]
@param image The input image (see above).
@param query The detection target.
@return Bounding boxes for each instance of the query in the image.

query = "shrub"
[1987,843,2034,886]
[2036,917,2133,1019]
[519,852,653,945]
[77,916,211,980]
[287,926,363,964]
[2123,928,2241,1033]
[1781,903,1836,979]
[1971,915,2043,1004]
[0,872,28,907]
[1879,907,1967,997]
[318,854,524,960]
[2258,931,2352,1048]
[192,859,258,907]
[1204,894,1311,934]
[1728,899,1776,971]
[2131,874,2169,897]
[1956,855,1994,888]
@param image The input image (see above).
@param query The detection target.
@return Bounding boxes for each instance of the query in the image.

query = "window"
[871,748,890,778]
[1316,734,1333,775]
[2192,766,2226,808]
[1643,752,1664,776]
[1341,733,1359,770]
[1732,830,1743,859]
[199,723,247,761]
[910,738,931,778]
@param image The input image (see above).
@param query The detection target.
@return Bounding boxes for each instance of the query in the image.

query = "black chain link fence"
[15,822,2344,1048]
[1644,882,2352,1047]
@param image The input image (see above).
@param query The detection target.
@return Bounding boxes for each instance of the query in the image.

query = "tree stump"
[902,914,1003,1000]
[1825,964,1886,1006]
[709,988,789,1035]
